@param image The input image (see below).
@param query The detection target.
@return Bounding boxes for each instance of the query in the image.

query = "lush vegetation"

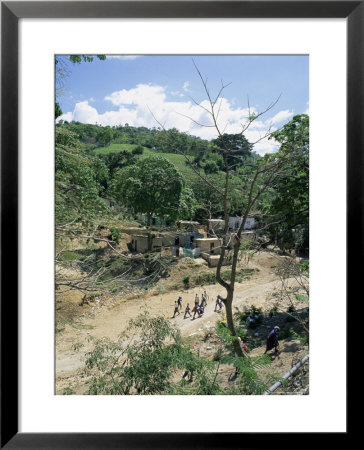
[69,311,272,395]
[56,114,308,253]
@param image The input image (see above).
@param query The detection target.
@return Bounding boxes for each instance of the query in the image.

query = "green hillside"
[94,143,200,183]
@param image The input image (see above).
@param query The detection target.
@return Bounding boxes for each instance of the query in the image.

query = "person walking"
[172,300,180,318]
[177,295,183,310]
[264,326,280,354]
[199,304,204,316]
[214,295,221,312]
[192,304,200,319]
[184,303,191,319]
[201,290,208,307]
[194,294,199,309]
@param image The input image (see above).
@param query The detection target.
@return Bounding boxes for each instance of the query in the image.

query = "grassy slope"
[93,143,200,183]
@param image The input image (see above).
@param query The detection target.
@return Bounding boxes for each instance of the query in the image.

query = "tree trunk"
[224,290,244,357]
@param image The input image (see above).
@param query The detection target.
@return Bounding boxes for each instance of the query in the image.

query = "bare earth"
[55,250,309,394]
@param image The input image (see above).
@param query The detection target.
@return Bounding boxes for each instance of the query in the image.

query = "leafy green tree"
[55,102,63,119]
[265,114,309,253]
[112,156,185,225]
[68,55,106,64]
[101,151,138,180]
[96,127,114,146]
[55,126,108,227]
[192,172,246,220]
[212,133,253,169]
[177,187,197,220]
[79,312,269,395]
[84,312,220,395]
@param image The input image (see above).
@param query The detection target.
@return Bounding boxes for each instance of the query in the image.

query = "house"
[201,254,231,267]
[194,238,222,255]
[129,234,163,253]
[228,216,255,231]
[225,231,256,247]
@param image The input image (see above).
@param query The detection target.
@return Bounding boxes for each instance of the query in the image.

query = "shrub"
[109,227,122,244]
[183,275,190,288]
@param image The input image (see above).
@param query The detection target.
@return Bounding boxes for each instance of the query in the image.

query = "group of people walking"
[172,291,281,363]
[172,290,224,320]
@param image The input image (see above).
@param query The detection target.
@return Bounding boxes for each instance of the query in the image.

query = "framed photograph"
[2,1,357,447]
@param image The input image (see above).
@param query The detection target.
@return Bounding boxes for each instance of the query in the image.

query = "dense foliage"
[264,114,309,253]
[81,312,271,395]
[56,114,309,252]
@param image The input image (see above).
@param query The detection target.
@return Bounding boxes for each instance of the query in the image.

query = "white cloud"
[170,90,184,97]
[183,81,191,92]
[72,101,99,123]
[269,109,294,125]
[58,84,294,154]
[105,84,166,106]
[57,111,73,123]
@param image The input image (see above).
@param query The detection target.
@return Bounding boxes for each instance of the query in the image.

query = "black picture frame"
[1,1,357,448]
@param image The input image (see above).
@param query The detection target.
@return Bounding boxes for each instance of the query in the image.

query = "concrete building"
[130,234,163,253]
[194,238,223,255]
[225,231,256,247]
[175,231,204,247]
[201,253,231,267]
[228,216,255,231]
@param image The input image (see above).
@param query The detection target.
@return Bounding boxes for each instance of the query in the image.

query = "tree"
[112,155,185,225]
[55,126,108,227]
[212,133,253,169]
[177,187,197,221]
[96,126,114,146]
[55,102,63,119]
[261,114,309,253]
[74,311,269,395]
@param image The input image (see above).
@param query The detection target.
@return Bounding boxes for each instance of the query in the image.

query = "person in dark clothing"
[264,326,280,354]
[184,303,191,319]
[177,296,183,310]
[214,295,221,312]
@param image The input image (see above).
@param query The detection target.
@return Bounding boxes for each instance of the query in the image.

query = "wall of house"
[200,253,230,267]
[228,216,255,230]
[152,237,163,251]
[130,235,150,252]
[195,238,222,254]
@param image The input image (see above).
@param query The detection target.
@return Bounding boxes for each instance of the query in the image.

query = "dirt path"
[55,250,301,388]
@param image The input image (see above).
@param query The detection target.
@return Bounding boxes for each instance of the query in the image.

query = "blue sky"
[56,55,308,154]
